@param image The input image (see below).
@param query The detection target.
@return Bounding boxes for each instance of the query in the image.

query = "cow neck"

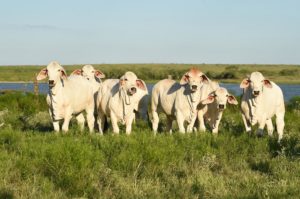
[120,87,131,123]
[48,79,66,120]
[185,85,199,123]
[120,87,131,105]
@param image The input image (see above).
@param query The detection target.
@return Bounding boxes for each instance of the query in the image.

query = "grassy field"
[0,91,300,198]
[0,64,300,83]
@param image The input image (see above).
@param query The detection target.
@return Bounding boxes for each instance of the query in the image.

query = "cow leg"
[257,116,266,137]
[86,108,95,133]
[150,94,160,134]
[49,108,60,132]
[151,110,159,134]
[212,112,223,134]
[198,110,206,132]
[125,114,135,135]
[166,116,173,134]
[110,112,119,134]
[176,111,185,134]
[75,113,85,131]
[241,113,251,133]
[276,112,285,142]
[97,111,105,135]
[62,115,72,133]
[187,114,197,133]
[266,119,274,136]
[53,121,60,132]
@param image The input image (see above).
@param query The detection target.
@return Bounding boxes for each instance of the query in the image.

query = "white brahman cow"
[198,82,238,134]
[240,71,285,141]
[37,61,95,133]
[71,65,106,128]
[71,64,105,94]
[151,68,209,134]
[96,72,147,134]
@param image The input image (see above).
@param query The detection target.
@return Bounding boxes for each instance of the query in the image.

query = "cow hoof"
[256,130,264,137]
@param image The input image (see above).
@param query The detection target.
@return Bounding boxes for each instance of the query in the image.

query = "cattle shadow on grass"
[0,189,14,199]
[268,135,300,158]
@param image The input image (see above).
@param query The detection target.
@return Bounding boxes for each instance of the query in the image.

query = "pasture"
[0,91,299,198]
[1,63,300,83]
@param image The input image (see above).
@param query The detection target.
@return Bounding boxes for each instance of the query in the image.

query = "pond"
[1,82,300,102]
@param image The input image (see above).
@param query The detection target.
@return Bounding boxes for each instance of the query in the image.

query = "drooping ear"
[180,73,189,85]
[61,69,67,79]
[240,78,250,88]
[227,94,238,105]
[71,69,82,76]
[263,79,272,88]
[95,70,105,79]
[136,79,147,91]
[201,94,215,105]
[36,68,48,80]
[119,76,125,87]
[201,74,210,84]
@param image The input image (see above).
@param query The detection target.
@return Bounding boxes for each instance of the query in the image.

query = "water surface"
[1,82,299,102]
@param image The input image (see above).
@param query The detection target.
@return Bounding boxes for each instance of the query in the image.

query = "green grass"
[1,63,300,83]
[0,92,300,198]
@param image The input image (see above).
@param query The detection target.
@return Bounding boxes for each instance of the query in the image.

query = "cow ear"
[37,68,48,80]
[180,73,189,85]
[61,70,67,79]
[240,78,250,88]
[119,76,125,87]
[227,94,238,105]
[95,70,105,79]
[202,95,215,105]
[201,74,210,84]
[136,79,146,90]
[263,79,272,88]
[71,69,82,76]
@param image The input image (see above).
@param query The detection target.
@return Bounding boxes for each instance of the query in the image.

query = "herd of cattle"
[36,61,285,141]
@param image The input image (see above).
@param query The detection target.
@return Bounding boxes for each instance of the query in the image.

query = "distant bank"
[0,64,299,83]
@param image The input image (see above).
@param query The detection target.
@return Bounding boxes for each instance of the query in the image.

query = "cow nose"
[218,104,225,109]
[191,85,197,90]
[253,91,260,95]
[49,80,54,85]
[131,87,137,93]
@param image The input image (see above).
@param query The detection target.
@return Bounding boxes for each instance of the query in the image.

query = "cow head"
[82,65,105,81]
[180,68,209,92]
[119,71,146,96]
[201,87,238,110]
[240,71,272,97]
[71,65,105,82]
[36,61,67,88]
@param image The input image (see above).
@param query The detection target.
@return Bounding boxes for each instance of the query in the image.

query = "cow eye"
[57,69,61,72]
[92,71,95,73]
[124,78,128,81]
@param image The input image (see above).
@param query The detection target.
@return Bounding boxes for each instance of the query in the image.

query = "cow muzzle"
[191,85,198,92]
[128,87,137,95]
[253,90,260,96]
[218,104,225,110]
[48,80,55,87]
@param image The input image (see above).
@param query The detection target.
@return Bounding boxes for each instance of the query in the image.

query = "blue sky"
[0,0,299,65]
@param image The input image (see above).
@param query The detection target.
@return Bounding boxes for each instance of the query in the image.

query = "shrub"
[215,72,237,79]
[279,69,299,76]
[287,96,300,112]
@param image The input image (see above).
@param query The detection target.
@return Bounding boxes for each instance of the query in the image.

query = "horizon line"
[0,62,299,67]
